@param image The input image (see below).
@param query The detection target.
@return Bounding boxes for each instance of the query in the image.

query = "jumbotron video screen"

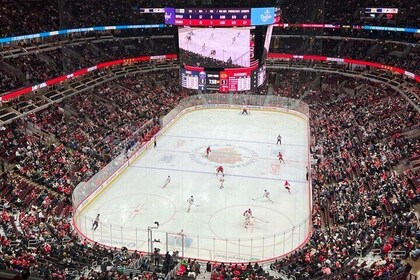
[179,27,253,68]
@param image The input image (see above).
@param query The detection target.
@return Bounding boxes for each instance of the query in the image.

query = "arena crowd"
[0,1,419,279]
[0,66,418,279]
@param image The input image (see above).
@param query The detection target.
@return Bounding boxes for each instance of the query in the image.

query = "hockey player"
[244,210,252,228]
[278,152,285,164]
[276,134,282,145]
[263,190,273,203]
[232,36,236,44]
[241,108,249,115]
[187,196,195,212]
[216,165,224,176]
[201,43,206,52]
[92,214,100,231]
[306,166,309,181]
[162,176,171,188]
[219,174,225,189]
[284,180,291,194]
[243,208,252,217]
[205,146,212,158]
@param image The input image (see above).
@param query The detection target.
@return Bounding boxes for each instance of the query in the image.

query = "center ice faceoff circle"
[190,144,258,167]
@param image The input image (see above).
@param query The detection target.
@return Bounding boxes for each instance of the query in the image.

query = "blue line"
[165,134,307,147]
[129,165,307,184]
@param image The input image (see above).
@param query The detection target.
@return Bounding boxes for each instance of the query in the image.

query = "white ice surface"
[77,108,310,262]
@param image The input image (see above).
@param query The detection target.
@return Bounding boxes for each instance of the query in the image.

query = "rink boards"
[74,105,312,262]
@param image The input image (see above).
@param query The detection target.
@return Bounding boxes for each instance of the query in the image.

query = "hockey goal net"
[167,232,193,251]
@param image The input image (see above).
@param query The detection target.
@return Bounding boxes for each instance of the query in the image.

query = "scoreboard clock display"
[176,8,251,19]
[165,7,276,26]
[180,65,266,92]
[181,70,199,89]
[176,8,251,26]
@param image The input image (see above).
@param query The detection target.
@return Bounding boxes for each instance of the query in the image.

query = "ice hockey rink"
[75,108,311,262]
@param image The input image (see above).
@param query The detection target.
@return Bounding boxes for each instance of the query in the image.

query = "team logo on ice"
[210,147,242,164]
[190,145,257,167]
[260,10,272,23]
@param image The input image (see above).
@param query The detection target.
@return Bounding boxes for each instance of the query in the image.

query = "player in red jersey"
[205,146,212,158]
[278,152,285,164]
[216,166,224,176]
[284,180,291,194]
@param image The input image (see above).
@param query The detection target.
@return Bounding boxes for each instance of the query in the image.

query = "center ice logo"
[190,145,258,168]
[260,10,272,23]
[210,147,242,164]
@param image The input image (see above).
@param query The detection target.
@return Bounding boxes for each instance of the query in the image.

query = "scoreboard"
[181,70,199,89]
[165,7,277,26]
[181,65,266,92]
[173,5,276,91]
[176,8,251,19]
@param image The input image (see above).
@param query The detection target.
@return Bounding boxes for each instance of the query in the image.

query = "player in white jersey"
[276,134,282,145]
[264,189,273,203]
[244,211,253,228]
[219,175,225,189]
[243,208,253,228]
[201,43,206,52]
[162,176,171,188]
[187,195,195,212]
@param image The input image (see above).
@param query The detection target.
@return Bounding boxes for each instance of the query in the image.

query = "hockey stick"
[252,196,264,201]
[253,217,269,223]
[193,203,200,207]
